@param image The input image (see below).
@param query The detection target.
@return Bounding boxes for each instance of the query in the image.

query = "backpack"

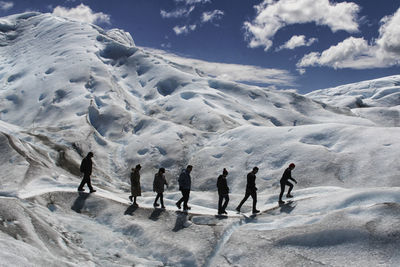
[80,159,85,173]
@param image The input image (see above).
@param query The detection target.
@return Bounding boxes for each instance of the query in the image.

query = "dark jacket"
[80,156,92,175]
[246,172,257,193]
[217,175,229,195]
[178,169,191,190]
[153,173,168,193]
[130,170,141,196]
[281,167,295,183]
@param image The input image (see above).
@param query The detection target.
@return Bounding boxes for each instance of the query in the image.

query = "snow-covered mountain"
[0,12,399,266]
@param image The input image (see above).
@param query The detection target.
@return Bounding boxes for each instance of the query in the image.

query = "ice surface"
[0,12,399,266]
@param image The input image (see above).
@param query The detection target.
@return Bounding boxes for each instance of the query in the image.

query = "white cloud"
[244,0,360,51]
[201,9,224,23]
[297,37,371,69]
[142,47,296,87]
[52,4,111,25]
[160,6,195,19]
[173,24,197,35]
[174,0,210,5]
[377,7,400,55]
[297,7,400,70]
[0,1,13,11]
[277,35,317,50]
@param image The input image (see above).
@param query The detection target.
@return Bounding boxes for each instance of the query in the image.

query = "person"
[176,165,193,211]
[236,167,260,214]
[279,163,297,204]
[130,164,142,206]
[78,152,96,193]
[217,168,229,215]
[153,168,168,209]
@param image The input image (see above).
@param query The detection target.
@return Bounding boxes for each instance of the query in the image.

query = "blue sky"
[1,0,399,93]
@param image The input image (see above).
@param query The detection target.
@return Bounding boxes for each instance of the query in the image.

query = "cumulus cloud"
[173,24,197,35]
[142,47,296,87]
[201,9,224,23]
[0,1,13,11]
[297,37,371,69]
[277,35,317,51]
[52,4,111,25]
[244,0,360,51]
[377,8,400,55]
[160,6,195,18]
[297,7,400,70]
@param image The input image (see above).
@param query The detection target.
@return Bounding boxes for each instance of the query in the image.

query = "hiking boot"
[153,203,160,207]
[77,188,84,192]
[222,210,228,215]
[129,196,133,202]
[252,209,260,214]
[184,206,191,210]
[89,190,96,193]
[286,194,293,198]
[235,207,241,213]
[161,205,166,209]
[278,200,285,205]
[176,202,181,209]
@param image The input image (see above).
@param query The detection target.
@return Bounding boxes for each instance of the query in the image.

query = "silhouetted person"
[130,164,141,206]
[78,152,96,193]
[236,167,260,214]
[217,168,229,215]
[176,165,193,211]
[279,163,297,204]
[153,168,168,209]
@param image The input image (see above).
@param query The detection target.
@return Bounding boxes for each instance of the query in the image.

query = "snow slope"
[307,75,400,127]
[0,12,399,266]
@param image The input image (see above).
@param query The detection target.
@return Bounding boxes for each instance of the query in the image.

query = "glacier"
[0,12,399,266]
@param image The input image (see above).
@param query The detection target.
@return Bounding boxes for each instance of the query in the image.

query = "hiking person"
[176,165,193,211]
[153,168,168,209]
[217,168,229,215]
[78,152,96,193]
[278,163,297,204]
[236,167,260,214]
[130,164,142,206]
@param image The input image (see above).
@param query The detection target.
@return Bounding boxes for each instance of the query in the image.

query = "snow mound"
[307,75,400,126]
[307,75,400,108]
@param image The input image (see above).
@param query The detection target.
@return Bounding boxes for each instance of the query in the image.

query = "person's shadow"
[124,204,139,215]
[173,211,189,232]
[279,200,296,214]
[215,214,229,220]
[149,208,165,221]
[71,192,90,213]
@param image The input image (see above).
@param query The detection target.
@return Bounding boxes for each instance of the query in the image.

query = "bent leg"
[78,177,86,190]
[237,193,250,209]
[287,181,294,195]
[177,190,185,205]
[86,175,94,191]
[222,195,229,211]
[154,193,160,204]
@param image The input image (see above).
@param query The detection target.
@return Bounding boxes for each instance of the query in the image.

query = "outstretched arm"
[290,177,297,184]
